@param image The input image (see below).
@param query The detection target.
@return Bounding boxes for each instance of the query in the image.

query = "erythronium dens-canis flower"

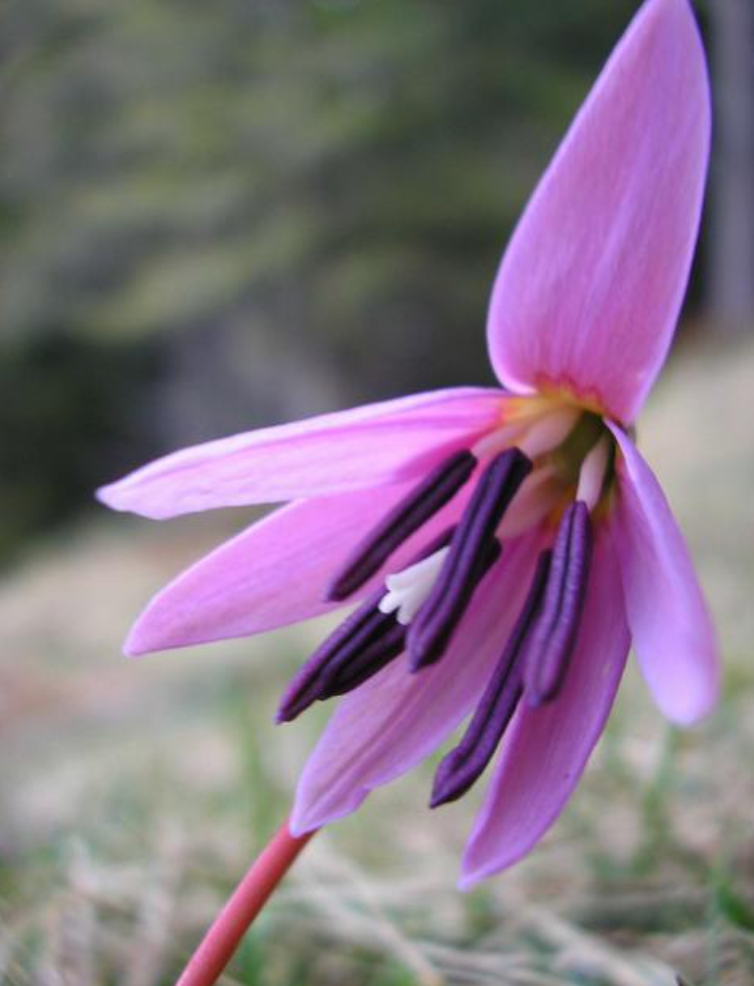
[99,0,719,981]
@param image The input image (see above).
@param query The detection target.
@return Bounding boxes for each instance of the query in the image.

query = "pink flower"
[99,0,719,887]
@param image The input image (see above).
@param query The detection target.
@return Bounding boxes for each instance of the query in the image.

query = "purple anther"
[278,526,458,723]
[430,551,551,807]
[326,449,477,601]
[523,500,593,706]
[276,586,390,723]
[323,623,407,696]
[407,448,532,670]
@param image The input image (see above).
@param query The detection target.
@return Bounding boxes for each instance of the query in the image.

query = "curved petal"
[290,531,545,835]
[124,476,477,655]
[486,0,710,423]
[98,388,504,519]
[460,531,629,888]
[606,422,719,725]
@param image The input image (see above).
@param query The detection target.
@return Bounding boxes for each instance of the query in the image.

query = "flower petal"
[98,388,504,519]
[289,531,544,835]
[486,0,710,423]
[460,530,629,887]
[606,422,719,725]
[124,477,476,655]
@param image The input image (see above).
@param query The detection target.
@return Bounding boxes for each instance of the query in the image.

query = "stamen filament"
[575,435,610,510]
[497,466,558,539]
[326,449,476,601]
[517,407,580,459]
[471,422,525,459]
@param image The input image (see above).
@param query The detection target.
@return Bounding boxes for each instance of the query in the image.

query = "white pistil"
[379,546,449,626]
[576,435,610,510]
[517,407,580,459]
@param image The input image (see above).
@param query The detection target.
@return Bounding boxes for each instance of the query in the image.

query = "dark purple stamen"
[430,552,551,807]
[277,527,457,723]
[276,586,391,722]
[306,536,500,709]
[326,449,477,602]
[322,623,407,696]
[407,448,532,670]
[522,500,593,706]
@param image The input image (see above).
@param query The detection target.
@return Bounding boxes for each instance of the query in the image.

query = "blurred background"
[1,1,753,984]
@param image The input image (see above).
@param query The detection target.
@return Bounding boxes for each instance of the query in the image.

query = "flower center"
[278,393,617,805]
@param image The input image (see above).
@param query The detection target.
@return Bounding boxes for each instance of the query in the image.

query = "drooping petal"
[606,422,719,725]
[98,388,504,519]
[290,531,545,835]
[460,531,629,887]
[124,478,476,655]
[486,0,711,423]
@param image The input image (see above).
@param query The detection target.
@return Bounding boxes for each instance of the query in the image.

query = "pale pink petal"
[290,531,545,834]
[486,0,710,423]
[606,422,719,725]
[98,388,504,519]
[125,477,476,655]
[460,531,629,887]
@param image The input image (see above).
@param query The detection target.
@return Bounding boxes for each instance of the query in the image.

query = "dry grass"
[1,335,753,986]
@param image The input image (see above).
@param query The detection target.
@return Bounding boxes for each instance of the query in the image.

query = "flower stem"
[175,820,316,986]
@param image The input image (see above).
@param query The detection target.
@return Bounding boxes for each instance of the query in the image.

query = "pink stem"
[175,820,316,986]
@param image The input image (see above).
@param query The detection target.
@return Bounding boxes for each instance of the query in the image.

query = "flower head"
[99,0,719,887]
